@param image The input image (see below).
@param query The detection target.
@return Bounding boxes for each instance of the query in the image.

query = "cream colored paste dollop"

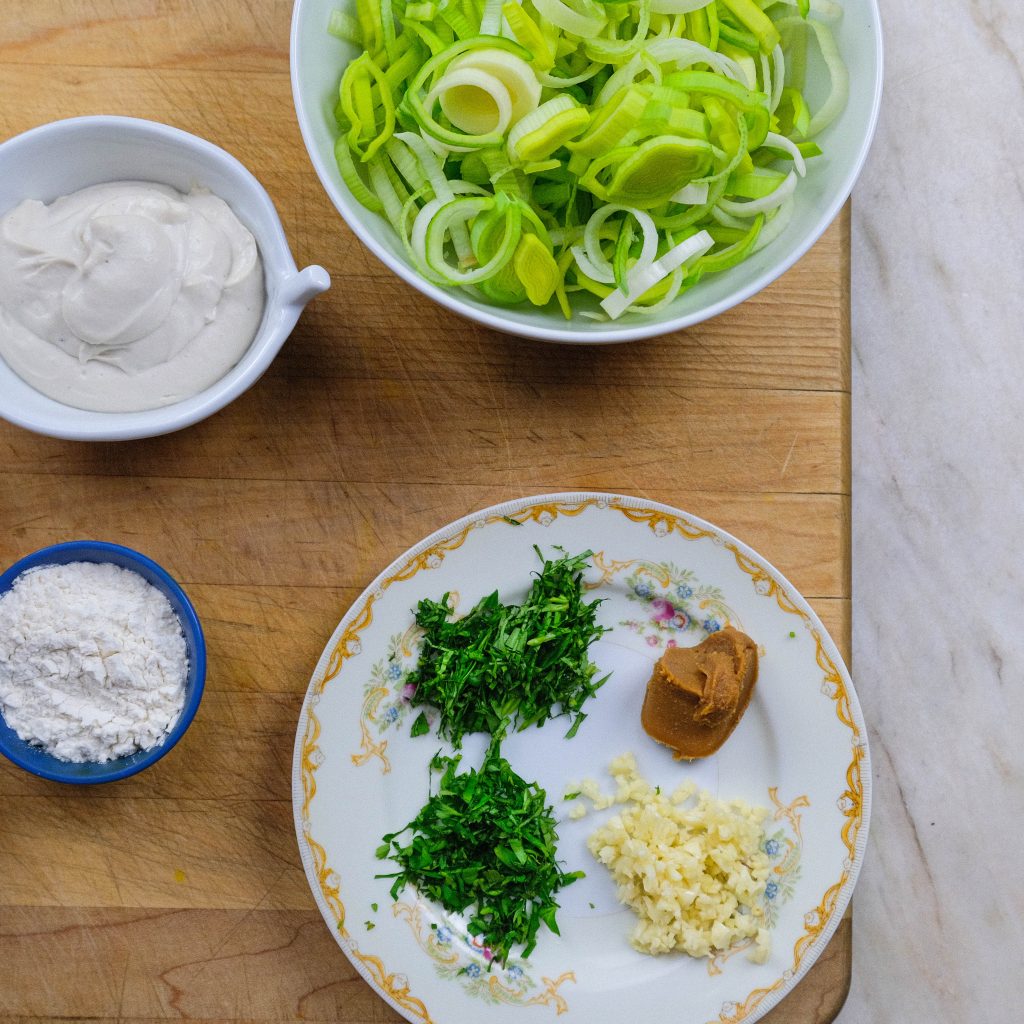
[0,181,264,412]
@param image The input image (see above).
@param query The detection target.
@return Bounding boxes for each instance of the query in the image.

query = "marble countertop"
[847,0,1024,1018]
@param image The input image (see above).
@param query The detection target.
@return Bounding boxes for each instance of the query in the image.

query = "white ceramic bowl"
[291,0,882,343]
[0,116,331,440]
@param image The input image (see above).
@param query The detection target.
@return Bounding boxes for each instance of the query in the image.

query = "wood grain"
[0,3,853,1021]
[0,908,852,1022]
[2,380,846,492]
[0,481,846,593]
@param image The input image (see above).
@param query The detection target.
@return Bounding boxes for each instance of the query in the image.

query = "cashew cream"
[0,181,264,412]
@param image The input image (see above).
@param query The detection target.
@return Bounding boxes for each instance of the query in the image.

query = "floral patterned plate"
[292,493,870,1024]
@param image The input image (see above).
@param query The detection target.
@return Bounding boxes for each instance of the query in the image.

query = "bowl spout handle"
[283,265,331,307]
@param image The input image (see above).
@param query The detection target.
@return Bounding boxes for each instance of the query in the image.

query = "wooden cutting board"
[0,3,852,1021]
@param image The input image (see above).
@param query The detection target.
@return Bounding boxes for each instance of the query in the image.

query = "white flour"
[0,561,188,763]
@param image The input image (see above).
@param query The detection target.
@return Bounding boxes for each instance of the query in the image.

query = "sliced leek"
[328,0,849,319]
[429,67,514,136]
[600,230,714,318]
[508,96,590,162]
[447,48,543,124]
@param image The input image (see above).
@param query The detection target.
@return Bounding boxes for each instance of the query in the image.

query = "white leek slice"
[752,197,795,252]
[581,204,659,284]
[710,205,751,229]
[429,67,514,135]
[647,38,747,82]
[775,16,848,136]
[478,0,504,35]
[770,44,785,112]
[763,131,807,176]
[532,0,607,37]
[628,265,684,314]
[671,182,710,205]
[804,18,848,136]
[448,48,542,126]
[600,230,714,319]
[735,54,757,89]
[409,197,446,275]
[399,194,449,285]
[570,245,616,285]
[717,170,798,216]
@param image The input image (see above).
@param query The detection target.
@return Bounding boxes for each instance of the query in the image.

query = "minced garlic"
[585,753,772,962]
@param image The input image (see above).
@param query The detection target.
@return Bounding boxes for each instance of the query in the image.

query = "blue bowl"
[0,541,206,783]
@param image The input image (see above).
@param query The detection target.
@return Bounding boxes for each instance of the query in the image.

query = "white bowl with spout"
[0,115,330,440]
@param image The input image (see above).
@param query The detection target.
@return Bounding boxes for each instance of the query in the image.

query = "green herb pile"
[377,547,608,964]
[376,745,583,964]
[406,547,608,746]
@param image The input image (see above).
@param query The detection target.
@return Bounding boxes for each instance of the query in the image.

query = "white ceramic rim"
[291,490,872,1024]
[290,6,884,344]
[0,115,330,441]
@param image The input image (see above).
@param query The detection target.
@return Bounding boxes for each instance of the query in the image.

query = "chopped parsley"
[405,548,609,747]
[376,744,583,965]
